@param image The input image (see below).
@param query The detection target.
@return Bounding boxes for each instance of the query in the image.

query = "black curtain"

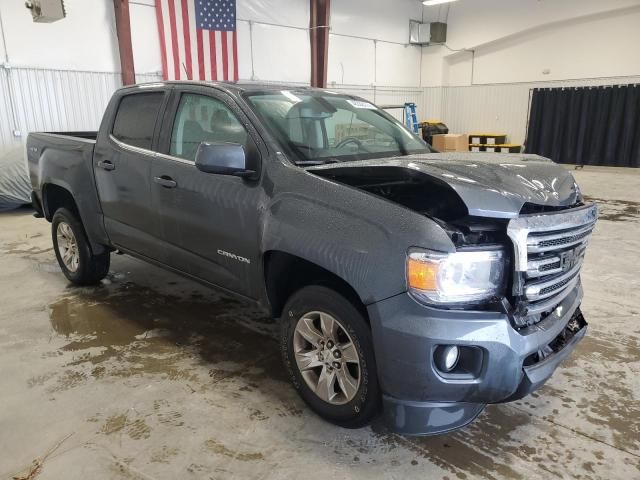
[526,84,640,167]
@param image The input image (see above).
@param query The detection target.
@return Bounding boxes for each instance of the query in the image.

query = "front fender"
[260,170,455,304]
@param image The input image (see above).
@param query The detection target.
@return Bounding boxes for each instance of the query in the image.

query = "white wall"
[0,0,120,71]
[417,0,640,144]
[421,0,640,86]
[329,0,423,87]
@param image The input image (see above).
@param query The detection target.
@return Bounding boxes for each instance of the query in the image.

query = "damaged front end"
[308,154,597,329]
[308,155,598,435]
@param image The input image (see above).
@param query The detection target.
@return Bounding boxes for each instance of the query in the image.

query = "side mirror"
[195,142,256,178]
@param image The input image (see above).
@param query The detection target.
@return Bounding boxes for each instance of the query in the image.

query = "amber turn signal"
[407,257,438,291]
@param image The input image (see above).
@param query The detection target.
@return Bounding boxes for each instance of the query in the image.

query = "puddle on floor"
[43,277,286,391]
[33,272,639,477]
[543,333,640,455]
[584,196,640,222]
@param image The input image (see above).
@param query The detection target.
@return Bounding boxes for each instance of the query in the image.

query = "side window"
[170,93,249,161]
[112,92,164,150]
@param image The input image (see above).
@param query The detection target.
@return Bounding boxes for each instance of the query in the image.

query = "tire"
[280,285,380,428]
[51,207,110,286]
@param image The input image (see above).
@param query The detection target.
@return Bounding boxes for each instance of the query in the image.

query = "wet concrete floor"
[0,167,639,479]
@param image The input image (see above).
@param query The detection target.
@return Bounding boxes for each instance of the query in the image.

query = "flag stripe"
[186,0,199,80]
[232,32,238,81]
[174,0,187,79]
[214,31,223,81]
[203,30,212,80]
[210,30,218,80]
[221,31,229,81]
[180,0,192,80]
[157,0,237,82]
[155,2,169,81]
[167,0,181,79]
[196,28,205,81]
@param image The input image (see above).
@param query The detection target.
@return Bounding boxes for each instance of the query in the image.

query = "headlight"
[407,248,506,305]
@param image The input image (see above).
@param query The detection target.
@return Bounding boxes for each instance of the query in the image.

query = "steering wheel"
[335,137,367,150]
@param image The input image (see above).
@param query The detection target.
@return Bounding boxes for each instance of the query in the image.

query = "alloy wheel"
[293,311,361,405]
[56,221,80,272]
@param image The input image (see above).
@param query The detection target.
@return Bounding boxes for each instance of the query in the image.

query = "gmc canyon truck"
[27,81,597,435]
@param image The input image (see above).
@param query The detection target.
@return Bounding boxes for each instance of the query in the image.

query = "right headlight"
[407,248,506,306]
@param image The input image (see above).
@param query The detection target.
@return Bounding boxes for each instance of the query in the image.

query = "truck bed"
[26,131,106,252]
[36,131,98,141]
[27,132,97,193]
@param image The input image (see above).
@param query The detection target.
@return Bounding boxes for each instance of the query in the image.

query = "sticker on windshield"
[347,100,377,110]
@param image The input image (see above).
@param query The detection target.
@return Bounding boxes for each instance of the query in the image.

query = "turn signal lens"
[407,248,505,305]
[407,257,439,290]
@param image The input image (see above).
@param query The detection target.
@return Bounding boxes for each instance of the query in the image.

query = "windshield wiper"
[296,158,341,166]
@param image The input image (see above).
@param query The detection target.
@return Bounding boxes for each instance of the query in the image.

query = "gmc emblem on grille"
[560,249,582,272]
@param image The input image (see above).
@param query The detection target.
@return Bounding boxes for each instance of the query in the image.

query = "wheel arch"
[42,183,79,221]
[42,182,109,255]
[263,250,368,322]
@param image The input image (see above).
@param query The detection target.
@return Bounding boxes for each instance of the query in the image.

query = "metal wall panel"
[0,69,20,155]
[0,69,162,156]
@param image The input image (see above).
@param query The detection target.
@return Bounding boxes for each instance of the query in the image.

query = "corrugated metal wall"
[0,68,162,156]
[431,76,640,145]
[0,68,17,155]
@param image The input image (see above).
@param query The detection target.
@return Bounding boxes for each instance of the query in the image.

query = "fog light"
[435,345,460,372]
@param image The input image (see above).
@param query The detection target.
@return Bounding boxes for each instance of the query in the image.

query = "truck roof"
[119,80,335,95]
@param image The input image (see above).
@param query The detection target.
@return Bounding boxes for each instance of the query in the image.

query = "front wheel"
[52,208,110,286]
[280,286,380,428]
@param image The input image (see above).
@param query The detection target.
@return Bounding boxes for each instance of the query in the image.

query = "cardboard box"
[432,134,469,152]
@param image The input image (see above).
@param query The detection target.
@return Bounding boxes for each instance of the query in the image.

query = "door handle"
[154,175,177,188]
[97,160,115,171]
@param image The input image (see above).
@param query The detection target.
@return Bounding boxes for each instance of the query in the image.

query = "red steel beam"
[310,0,330,88]
[113,0,136,85]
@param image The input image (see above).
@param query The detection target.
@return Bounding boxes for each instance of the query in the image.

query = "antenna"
[182,62,192,81]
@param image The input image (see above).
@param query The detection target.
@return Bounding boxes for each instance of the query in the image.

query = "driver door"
[150,87,263,297]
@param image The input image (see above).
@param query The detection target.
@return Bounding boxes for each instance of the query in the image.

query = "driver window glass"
[170,93,248,161]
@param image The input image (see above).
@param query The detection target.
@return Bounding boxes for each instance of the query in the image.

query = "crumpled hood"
[308,152,581,218]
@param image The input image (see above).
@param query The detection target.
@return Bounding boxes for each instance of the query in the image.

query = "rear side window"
[112,92,164,149]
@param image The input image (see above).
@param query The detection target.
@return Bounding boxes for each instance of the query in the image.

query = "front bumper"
[367,282,586,436]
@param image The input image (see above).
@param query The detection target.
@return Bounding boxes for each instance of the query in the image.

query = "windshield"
[244,91,431,165]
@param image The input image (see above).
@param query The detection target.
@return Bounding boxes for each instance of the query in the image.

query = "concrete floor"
[0,167,638,480]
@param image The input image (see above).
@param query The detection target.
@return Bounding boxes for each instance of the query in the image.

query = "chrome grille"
[507,203,598,315]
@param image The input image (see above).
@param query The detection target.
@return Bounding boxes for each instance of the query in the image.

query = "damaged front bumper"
[367,281,587,436]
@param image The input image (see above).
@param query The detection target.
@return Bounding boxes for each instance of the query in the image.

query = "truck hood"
[307,152,581,218]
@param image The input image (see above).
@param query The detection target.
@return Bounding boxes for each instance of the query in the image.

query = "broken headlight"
[407,248,506,305]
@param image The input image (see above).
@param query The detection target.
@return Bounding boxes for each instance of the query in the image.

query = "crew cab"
[27,81,597,435]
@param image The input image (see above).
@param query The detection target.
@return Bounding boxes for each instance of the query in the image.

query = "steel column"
[113,0,135,86]
[309,0,330,88]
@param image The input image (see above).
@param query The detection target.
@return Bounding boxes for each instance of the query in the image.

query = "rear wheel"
[280,286,380,428]
[52,208,110,285]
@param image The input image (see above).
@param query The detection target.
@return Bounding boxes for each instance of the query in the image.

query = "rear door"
[93,89,169,260]
[150,86,264,297]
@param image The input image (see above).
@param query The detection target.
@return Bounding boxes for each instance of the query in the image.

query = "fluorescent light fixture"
[423,0,458,6]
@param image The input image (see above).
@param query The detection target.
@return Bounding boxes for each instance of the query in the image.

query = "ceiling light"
[423,0,458,6]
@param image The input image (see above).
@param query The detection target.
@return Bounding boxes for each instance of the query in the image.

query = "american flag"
[156,0,238,82]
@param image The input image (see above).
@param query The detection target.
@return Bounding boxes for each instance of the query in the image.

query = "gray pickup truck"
[27,81,597,435]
